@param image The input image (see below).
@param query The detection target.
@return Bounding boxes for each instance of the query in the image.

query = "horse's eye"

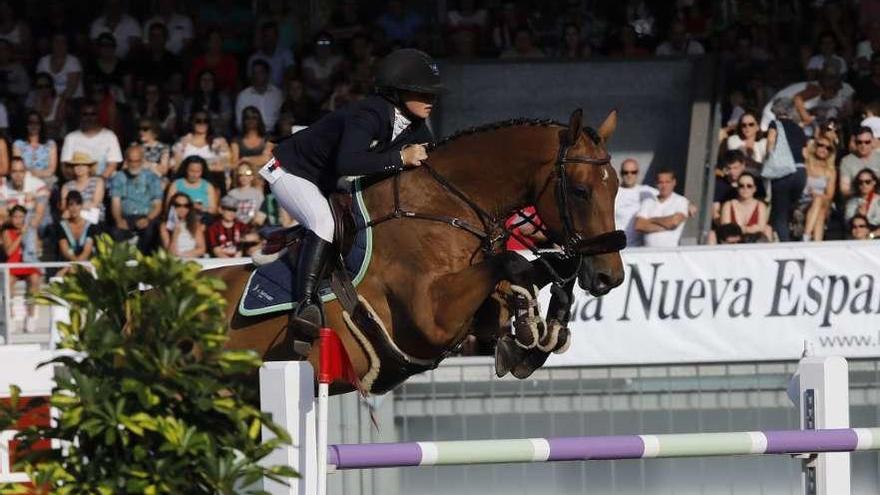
[570,184,591,201]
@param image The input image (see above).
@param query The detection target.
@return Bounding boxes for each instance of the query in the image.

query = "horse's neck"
[426,127,558,216]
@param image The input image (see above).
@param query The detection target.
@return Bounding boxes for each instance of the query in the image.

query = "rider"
[261,48,444,335]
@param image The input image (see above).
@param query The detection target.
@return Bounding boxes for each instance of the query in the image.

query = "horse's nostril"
[595,272,613,289]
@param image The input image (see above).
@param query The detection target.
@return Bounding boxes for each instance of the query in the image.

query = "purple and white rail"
[326,428,880,470]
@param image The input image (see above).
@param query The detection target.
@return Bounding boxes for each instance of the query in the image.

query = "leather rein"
[364,164,502,254]
[364,139,624,260]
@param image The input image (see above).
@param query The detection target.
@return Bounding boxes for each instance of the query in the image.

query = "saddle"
[260,192,357,263]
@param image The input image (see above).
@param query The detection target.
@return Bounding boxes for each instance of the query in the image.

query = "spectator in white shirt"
[235,59,282,131]
[806,31,848,80]
[247,21,294,89]
[855,21,880,77]
[1,157,48,224]
[301,32,344,102]
[635,169,691,247]
[143,0,193,55]
[1,157,49,262]
[35,33,83,100]
[60,102,123,180]
[89,0,142,59]
[613,158,657,247]
[655,20,704,57]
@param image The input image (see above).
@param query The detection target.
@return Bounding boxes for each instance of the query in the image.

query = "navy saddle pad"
[238,181,374,317]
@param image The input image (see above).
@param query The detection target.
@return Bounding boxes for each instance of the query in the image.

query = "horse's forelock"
[583,126,601,145]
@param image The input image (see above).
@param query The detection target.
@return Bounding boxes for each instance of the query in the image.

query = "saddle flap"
[329,193,356,255]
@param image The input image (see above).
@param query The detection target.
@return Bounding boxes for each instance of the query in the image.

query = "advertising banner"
[545,241,880,366]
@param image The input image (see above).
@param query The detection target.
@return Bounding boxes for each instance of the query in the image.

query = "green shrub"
[0,237,295,494]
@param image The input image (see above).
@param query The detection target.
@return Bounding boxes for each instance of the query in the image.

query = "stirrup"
[288,305,321,358]
[288,301,322,340]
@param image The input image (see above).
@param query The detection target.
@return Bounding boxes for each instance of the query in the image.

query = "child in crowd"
[2,205,42,332]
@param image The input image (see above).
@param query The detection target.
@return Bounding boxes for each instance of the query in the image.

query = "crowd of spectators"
[705,0,880,244]
[0,0,711,270]
[607,0,880,246]
[2,0,880,324]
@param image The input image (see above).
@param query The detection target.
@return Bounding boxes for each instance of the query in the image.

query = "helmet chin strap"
[378,88,421,121]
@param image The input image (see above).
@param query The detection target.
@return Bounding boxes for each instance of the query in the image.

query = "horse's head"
[533,108,625,296]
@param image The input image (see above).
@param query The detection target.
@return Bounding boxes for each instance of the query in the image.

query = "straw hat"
[67,151,97,166]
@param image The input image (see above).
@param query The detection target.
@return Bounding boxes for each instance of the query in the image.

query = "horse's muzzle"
[572,229,627,256]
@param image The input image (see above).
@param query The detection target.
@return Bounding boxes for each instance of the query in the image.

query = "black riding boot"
[289,230,332,339]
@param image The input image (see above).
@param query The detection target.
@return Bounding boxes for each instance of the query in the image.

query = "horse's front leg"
[423,252,527,349]
[469,292,510,354]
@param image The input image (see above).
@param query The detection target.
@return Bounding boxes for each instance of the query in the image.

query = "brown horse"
[213,109,624,394]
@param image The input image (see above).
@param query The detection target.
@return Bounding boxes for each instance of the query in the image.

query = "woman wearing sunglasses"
[263,48,443,333]
[25,72,65,140]
[720,171,771,242]
[848,214,874,240]
[844,168,880,229]
[801,137,837,241]
[160,192,206,259]
[724,110,767,169]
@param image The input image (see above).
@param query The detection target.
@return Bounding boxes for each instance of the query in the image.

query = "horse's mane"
[428,117,601,151]
[428,118,562,151]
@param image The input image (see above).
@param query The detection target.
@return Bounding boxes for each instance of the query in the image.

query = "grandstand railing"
[0,258,251,346]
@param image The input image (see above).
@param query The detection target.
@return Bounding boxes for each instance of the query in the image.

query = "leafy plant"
[0,237,295,494]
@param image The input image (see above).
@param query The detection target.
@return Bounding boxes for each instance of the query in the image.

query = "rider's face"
[400,91,435,119]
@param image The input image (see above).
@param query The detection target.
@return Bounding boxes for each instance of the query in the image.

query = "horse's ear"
[567,108,583,144]
[598,109,618,142]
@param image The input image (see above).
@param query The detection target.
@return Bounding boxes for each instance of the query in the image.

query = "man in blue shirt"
[110,144,164,253]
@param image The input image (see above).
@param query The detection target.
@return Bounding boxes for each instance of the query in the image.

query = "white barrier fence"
[257,354,858,495]
[0,258,251,346]
[0,345,867,494]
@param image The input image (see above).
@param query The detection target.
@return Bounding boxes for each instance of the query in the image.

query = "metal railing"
[0,258,252,346]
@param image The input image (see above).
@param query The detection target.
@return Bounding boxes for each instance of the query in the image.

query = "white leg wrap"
[509,284,542,349]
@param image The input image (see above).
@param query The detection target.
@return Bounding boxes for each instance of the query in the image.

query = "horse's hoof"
[495,335,527,378]
[552,327,571,354]
[511,349,550,379]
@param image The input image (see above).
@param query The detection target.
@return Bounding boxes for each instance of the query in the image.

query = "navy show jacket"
[271,95,434,194]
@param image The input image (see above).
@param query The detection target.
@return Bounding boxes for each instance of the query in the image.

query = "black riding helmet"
[375,48,447,95]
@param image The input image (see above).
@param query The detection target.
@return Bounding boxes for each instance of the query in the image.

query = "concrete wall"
[434,58,701,191]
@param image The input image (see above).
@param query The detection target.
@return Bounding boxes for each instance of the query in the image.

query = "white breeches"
[264,163,335,243]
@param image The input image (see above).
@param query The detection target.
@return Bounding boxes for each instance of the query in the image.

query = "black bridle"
[365,136,626,262]
[551,142,627,258]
